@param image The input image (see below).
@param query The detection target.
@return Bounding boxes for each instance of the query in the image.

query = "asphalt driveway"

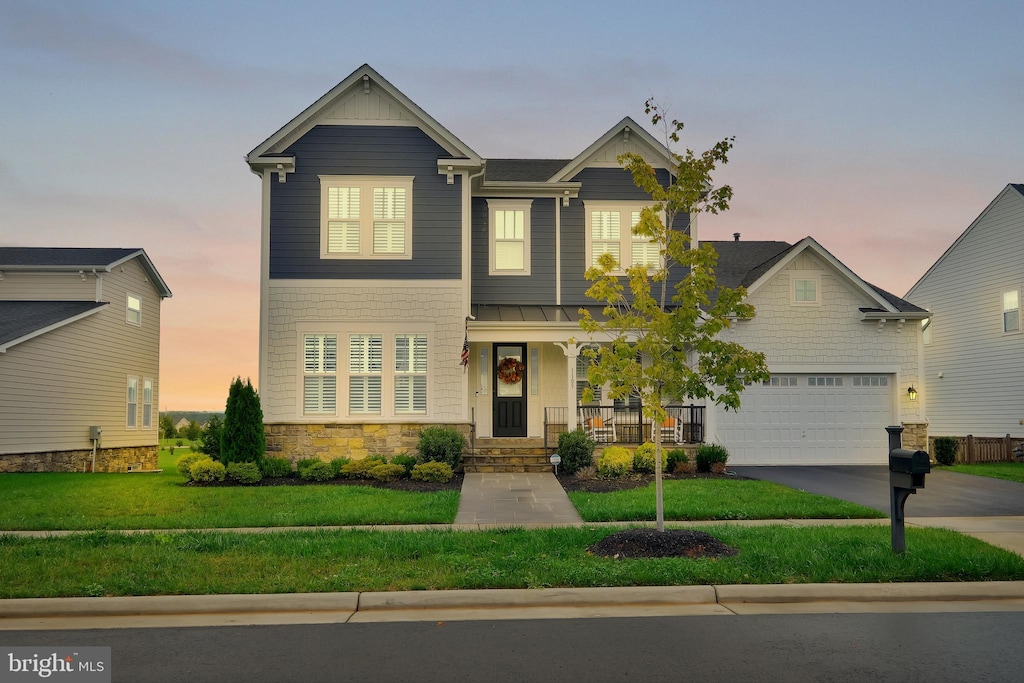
[730,466,1024,517]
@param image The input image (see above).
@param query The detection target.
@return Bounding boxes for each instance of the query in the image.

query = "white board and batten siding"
[907,186,1024,437]
[0,258,162,454]
[711,251,921,465]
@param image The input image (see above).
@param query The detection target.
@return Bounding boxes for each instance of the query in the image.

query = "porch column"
[554,341,584,430]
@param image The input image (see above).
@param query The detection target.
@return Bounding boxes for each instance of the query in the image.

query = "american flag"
[460,328,469,368]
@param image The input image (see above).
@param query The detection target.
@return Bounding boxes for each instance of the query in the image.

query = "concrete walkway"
[454,472,583,525]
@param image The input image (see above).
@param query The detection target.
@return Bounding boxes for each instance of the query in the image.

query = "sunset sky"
[1,0,1020,410]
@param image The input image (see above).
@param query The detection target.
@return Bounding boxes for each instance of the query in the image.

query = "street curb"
[4,583,1024,620]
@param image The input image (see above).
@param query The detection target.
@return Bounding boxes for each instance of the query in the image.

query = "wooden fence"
[928,434,1024,464]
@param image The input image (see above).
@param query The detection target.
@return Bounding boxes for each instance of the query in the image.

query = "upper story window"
[126,294,141,325]
[791,273,820,306]
[320,176,414,259]
[488,200,532,275]
[1002,290,1019,333]
[584,202,659,274]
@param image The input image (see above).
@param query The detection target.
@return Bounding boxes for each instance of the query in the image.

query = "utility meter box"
[89,426,102,441]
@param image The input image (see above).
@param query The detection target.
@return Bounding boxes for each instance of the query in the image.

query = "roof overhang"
[0,302,109,353]
[474,181,582,201]
[0,250,171,298]
[468,321,624,344]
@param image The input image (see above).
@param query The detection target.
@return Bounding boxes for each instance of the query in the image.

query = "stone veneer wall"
[266,423,473,463]
[0,446,158,473]
[900,422,929,452]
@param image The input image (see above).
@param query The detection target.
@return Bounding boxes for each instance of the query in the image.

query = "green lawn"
[1,525,1021,598]
[569,479,886,522]
[0,451,459,530]
[944,462,1024,484]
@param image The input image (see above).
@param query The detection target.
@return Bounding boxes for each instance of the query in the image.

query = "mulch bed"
[557,470,741,493]
[186,473,464,492]
[588,528,739,559]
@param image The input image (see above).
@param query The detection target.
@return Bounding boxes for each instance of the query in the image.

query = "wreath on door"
[496,357,526,384]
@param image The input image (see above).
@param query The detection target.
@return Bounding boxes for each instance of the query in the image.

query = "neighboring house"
[0,248,172,472]
[905,184,1024,438]
[174,418,191,433]
[247,64,927,467]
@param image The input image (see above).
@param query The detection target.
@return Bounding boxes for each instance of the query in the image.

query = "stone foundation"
[0,445,159,473]
[265,422,473,463]
[900,422,929,452]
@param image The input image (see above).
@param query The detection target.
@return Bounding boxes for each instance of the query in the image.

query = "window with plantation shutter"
[349,334,382,414]
[630,210,660,269]
[585,202,663,273]
[303,334,338,415]
[394,334,428,414]
[488,200,532,275]
[590,210,621,268]
[319,176,413,259]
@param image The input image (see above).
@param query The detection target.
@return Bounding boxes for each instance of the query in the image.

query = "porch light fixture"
[907,385,918,401]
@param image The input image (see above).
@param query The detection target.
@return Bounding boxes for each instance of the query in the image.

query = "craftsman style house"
[0,248,171,472]
[247,64,928,466]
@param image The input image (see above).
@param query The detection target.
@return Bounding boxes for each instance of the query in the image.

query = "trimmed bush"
[299,460,335,482]
[369,463,407,481]
[417,426,466,470]
[597,446,633,478]
[411,461,453,483]
[666,448,689,473]
[175,452,208,480]
[295,458,322,476]
[365,454,388,464]
[261,457,293,478]
[933,437,959,466]
[221,377,266,467]
[695,443,730,473]
[556,429,595,475]
[632,442,667,474]
[391,453,417,475]
[190,458,226,483]
[340,458,379,479]
[330,457,352,477]
[227,461,263,484]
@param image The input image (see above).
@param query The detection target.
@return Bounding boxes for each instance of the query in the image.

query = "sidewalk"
[454,472,583,524]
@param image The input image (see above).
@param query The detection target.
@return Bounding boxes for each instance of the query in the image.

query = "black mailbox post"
[887,425,930,554]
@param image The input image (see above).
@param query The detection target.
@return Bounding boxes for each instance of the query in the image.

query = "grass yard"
[0,451,459,530]
[944,462,1024,484]
[569,479,886,522]
[1,525,1021,598]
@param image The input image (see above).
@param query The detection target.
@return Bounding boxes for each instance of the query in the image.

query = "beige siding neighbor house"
[0,248,172,472]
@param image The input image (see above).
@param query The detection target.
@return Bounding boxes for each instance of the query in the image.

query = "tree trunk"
[654,407,665,532]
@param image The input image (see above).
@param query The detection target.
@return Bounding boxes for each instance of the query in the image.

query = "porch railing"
[543,405,705,453]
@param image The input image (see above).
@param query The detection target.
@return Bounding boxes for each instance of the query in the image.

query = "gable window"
[320,176,414,259]
[126,294,141,325]
[1002,290,1019,333]
[584,202,660,273]
[488,200,532,275]
[394,334,428,414]
[304,334,338,415]
[142,379,153,429]
[126,376,138,429]
[349,334,383,414]
[791,274,820,306]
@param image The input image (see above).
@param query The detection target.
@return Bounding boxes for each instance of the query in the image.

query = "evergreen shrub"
[597,446,633,478]
[417,427,466,470]
[556,429,595,475]
[411,461,453,483]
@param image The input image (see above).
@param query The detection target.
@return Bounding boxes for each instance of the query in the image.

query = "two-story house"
[0,248,172,472]
[248,64,928,467]
[906,184,1024,438]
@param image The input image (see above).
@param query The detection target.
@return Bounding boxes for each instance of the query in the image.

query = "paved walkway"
[454,472,583,525]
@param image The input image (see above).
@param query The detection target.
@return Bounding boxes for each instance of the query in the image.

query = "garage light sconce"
[907,385,918,401]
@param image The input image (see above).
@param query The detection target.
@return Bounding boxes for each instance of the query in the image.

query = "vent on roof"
[733,233,741,242]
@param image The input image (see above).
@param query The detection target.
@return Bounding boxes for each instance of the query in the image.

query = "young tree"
[199,415,224,460]
[159,414,175,439]
[579,101,770,532]
[220,377,266,466]
[183,419,202,442]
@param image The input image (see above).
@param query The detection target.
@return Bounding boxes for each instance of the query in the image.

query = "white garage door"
[716,374,895,465]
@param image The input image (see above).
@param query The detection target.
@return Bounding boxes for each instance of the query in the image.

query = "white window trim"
[126,293,142,326]
[1001,289,1020,334]
[583,201,660,275]
[319,175,415,260]
[790,272,821,306]
[302,334,339,416]
[487,199,533,276]
[921,318,932,346]
[142,378,153,429]
[126,376,139,430]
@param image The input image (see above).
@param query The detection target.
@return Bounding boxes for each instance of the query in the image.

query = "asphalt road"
[730,465,1024,516]
[3,612,1022,682]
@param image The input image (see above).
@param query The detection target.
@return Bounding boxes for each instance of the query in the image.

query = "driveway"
[730,465,1024,517]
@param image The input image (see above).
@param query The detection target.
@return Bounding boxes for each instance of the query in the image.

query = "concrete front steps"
[464,438,553,473]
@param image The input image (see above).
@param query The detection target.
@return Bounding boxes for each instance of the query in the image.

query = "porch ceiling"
[468,305,619,343]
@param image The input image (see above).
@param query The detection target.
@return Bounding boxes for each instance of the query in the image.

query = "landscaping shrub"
[597,446,633,478]
[411,461,453,483]
[390,453,417,475]
[175,452,207,480]
[199,415,223,460]
[299,460,335,482]
[221,377,266,467]
[366,454,388,464]
[933,437,959,466]
[330,457,352,477]
[261,457,293,478]
[666,448,689,473]
[695,443,729,473]
[340,458,380,479]
[227,461,263,485]
[632,442,667,474]
[417,426,466,470]
[556,429,595,475]
[189,458,226,483]
[574,465,597,480]
[369,463,407,482]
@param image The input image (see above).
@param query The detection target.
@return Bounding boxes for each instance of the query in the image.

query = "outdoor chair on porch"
[582,407,617,443]
[659,416,682,445]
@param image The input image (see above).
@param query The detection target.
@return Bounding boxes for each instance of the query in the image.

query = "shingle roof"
[0,301,108,350]
[861,285,928,314]
[0,247,141,268]
[484,159,571,182]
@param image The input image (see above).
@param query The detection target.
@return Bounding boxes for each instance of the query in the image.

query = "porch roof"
[470,304,607,323]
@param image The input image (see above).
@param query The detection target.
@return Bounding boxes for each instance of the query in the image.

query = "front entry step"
[464,438,552,473]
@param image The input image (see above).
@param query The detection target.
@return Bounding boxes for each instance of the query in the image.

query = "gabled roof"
[484,159,571,182]
[551,117,673,182]
[906,183,1024,298]
[0,301,109,353]
[0,247,172,298]
[247,64,481,166]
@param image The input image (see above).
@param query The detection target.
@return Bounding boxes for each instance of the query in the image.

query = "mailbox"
[888,448,930,476]
[886,427,930,554]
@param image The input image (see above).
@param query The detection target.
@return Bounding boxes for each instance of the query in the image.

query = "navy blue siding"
[471,197,557,304]
[269,126,461,279]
